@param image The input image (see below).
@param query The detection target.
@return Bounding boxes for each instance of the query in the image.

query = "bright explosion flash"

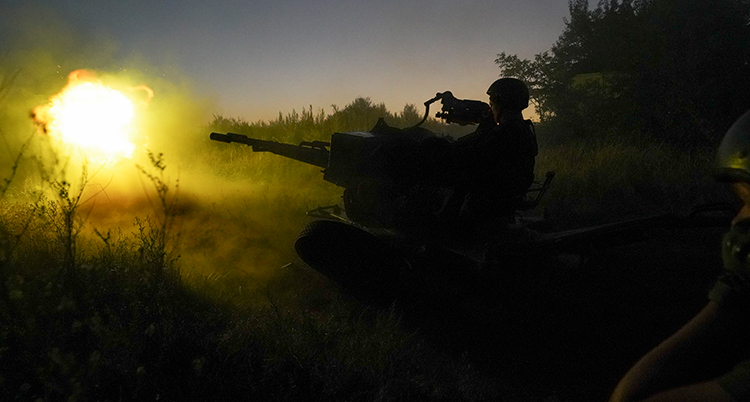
[32,70,153,162]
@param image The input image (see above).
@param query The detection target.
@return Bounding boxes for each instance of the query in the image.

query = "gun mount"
[211,119,437,191]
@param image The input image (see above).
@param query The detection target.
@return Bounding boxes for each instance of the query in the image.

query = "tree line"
[497,0,750,147]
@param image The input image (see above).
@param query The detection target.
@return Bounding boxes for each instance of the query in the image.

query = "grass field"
[0,96,738,401]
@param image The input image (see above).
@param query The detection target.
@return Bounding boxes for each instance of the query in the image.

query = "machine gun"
[210,92,554,301]
[211,91,501,196]
[210,119,435,193]
[209,132,330,168]
[210,91,547,229]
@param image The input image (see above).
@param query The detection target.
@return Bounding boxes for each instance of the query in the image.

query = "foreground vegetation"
[0,155,500,401]
[1,241,497,400]
[0,92,733,400]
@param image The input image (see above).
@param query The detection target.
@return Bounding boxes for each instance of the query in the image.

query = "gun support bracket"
[306,205,347,221]
[300,141,330,151]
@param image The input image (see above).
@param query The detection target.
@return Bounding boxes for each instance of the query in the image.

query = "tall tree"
[497,0,750,146]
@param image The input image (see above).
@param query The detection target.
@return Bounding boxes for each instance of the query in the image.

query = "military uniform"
[708,273,750,399]
[447,115,538,232]
[390,78,537,242]
[453,116,537,199]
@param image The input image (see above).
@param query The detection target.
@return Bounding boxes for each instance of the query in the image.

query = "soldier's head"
[716,110,750,225]
[715,110,750,275]
[486,78,529,119]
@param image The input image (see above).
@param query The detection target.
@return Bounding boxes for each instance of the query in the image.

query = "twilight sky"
[1,0,588,122]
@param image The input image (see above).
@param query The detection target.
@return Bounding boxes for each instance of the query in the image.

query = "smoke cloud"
[0,2,338,293]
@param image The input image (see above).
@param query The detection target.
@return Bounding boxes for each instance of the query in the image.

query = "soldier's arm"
[609,301,733,402]
[634,381,731,402]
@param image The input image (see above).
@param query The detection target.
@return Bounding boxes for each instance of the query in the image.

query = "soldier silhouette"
[446,78,538,235]
[397,78,538,243]
[343,78,538,252]
[608,109,750,402]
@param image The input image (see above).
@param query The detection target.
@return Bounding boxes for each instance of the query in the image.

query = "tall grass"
[535,134,730,227]
[0,231,499,400]
[0,91,733,401]
[0,144,501,401]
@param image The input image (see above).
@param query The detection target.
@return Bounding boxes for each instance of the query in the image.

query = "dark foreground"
[0,217,726,401]
[392,225,726,401]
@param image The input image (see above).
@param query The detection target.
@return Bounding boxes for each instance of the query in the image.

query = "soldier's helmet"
[486,78,530,111]
[716,110,750,183]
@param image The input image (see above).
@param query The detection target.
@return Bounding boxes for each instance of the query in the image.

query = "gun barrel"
[209,132,232,143]
[210,132,330,169]
[210,132,259,145]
